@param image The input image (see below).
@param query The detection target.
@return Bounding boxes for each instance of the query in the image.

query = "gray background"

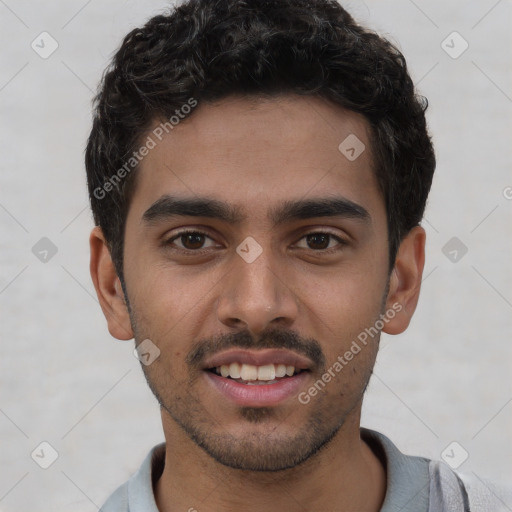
[1,0,511,510]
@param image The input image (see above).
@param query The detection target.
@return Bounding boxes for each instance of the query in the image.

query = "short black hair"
[85,0,435,283]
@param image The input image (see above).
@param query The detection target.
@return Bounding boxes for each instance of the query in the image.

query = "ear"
[89,226,134,340]
[382,225,426,335]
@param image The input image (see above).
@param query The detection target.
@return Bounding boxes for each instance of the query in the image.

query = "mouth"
[206,363,307,385]
[202,349,313,406]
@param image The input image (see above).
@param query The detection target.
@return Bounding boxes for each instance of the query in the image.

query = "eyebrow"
[141,194,370,227]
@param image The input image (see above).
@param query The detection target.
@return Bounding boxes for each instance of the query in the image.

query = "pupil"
[307,233,329,250]
[183,233,204,249]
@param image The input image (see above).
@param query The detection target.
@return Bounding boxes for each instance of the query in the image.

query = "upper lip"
[202,349,313,371]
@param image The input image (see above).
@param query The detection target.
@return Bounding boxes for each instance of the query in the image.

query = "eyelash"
[162,229,348,254]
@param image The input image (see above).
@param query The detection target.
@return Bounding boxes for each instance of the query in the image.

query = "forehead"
[127,95,382,226]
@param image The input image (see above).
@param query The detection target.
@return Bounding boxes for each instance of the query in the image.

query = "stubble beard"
[124,279,386,472]
[137,344,375,472]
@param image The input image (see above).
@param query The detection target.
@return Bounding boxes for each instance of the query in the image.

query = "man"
[86,0,507,510]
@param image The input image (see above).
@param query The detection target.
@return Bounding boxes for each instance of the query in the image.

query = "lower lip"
[204,371,310,407]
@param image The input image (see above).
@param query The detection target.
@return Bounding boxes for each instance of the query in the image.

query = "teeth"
[214,363,300,381]
[257,364,275,381]
[240,363,258,381]
[275,364,287,378]
[229,362,241,379]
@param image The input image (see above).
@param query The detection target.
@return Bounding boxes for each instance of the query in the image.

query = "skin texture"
[90,95,426,511]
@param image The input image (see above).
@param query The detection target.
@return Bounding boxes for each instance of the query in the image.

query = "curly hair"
[85,0,435,283]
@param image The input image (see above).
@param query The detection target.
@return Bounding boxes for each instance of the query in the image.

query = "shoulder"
[362,428,512,512]
[99,443,166,512]
[99,481,129,512]
[455,468,512,512]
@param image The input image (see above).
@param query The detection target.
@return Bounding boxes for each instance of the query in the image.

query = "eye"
[295,232,347,251]
[163,230,347,253]
[163,230,217,251]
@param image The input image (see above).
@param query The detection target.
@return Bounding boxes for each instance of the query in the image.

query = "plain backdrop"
[0,1,511,510]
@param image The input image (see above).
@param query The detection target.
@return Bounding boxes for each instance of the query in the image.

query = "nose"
[216,244,299,336]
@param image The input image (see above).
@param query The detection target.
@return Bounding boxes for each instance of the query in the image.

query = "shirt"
[99,427,510,511]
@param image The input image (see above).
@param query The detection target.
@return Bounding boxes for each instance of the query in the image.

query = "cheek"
[295,268,385,376]
[133,260,197,312]
[129,264,222,354]
[298,264,386,327]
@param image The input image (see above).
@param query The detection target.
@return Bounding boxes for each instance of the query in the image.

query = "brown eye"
[165,231,216,251]
[306,233,330,250]
[180,233,206,250]
[295,232,346,251]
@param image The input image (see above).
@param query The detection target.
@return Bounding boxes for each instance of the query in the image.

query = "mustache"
[186,327,326,371]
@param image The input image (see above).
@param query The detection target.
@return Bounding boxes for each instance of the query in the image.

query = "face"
[100,95,407,471]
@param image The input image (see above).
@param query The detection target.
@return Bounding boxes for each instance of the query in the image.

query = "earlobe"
[89,226,134,340]
[382,226,426,335]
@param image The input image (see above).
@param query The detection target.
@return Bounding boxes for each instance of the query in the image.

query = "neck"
[154,406,386,512]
